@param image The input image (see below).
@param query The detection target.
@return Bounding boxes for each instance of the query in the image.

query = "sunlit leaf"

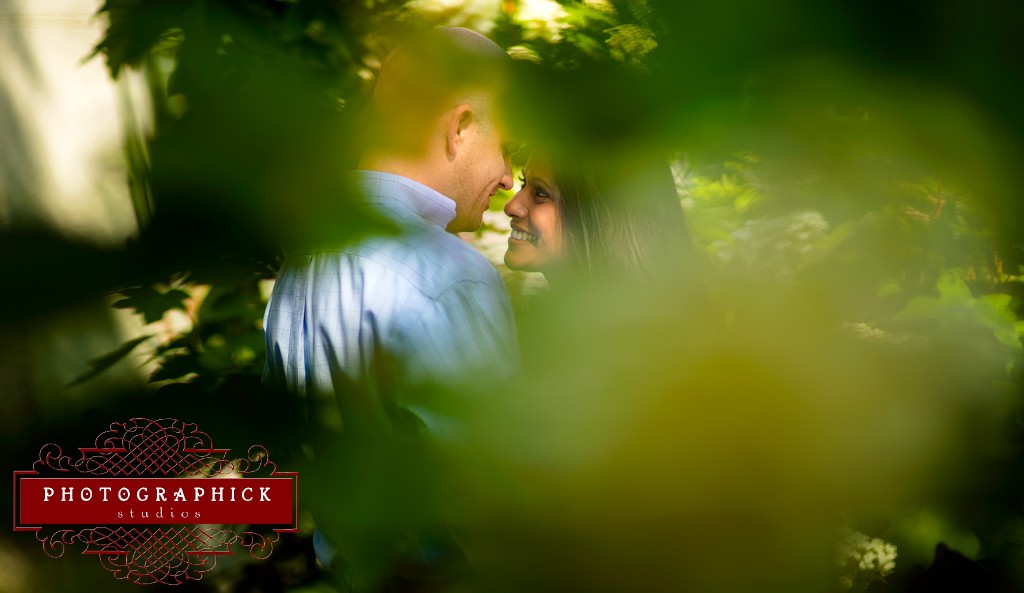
[113,286,190,324]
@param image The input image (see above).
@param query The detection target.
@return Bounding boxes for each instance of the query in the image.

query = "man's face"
[447,109,517,233]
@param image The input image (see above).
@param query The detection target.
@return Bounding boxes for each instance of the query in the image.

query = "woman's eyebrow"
[522,167,553,191]
[532,176,553,189]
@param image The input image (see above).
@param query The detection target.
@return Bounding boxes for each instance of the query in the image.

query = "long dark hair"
[547,149,696,283]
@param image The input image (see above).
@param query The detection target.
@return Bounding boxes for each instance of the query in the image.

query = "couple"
[262,24,689,586]
[263,27,690,418]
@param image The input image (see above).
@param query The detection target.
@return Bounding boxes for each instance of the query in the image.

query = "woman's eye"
[517,173,551,200]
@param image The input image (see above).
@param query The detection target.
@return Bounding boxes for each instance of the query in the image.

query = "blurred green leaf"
[895,270,1021,350]
[67,334,152,388]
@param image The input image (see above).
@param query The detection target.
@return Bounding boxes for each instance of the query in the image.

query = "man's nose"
[498,158,513,191]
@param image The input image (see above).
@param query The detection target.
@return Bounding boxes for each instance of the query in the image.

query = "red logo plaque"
[12,418,299,585]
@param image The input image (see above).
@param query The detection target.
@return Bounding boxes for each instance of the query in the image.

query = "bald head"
[364,27,512,156]
[375,27,509,94]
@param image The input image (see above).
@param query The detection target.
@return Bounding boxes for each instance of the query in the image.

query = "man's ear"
[444,103,474,162]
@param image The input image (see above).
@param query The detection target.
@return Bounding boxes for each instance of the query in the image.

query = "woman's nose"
[504,190,528,218]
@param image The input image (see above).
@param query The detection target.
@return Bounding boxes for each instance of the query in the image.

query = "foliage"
[82,0,668,398]
[41,0,1024,592]
[676,140,1024,591]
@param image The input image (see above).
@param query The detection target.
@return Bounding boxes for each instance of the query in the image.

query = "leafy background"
[1,0,1023,592]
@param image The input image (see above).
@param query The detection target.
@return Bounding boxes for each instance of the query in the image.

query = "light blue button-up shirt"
[263,171,519,438]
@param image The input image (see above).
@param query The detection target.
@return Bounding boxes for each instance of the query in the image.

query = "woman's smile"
[510,228,538,243]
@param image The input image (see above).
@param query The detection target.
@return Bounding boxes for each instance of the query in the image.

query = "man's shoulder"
[418,228,504,285]
[376,227,505,296]
[295,227,503,299]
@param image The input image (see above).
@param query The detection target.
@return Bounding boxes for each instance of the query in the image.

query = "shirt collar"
[349,170,456,230]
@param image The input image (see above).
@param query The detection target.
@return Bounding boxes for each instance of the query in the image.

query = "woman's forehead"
[524,152,552,177]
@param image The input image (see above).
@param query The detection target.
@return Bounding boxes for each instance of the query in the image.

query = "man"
[263,27,520,438]
[262,26,521,588]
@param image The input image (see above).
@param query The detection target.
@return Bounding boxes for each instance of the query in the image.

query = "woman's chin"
[503,254,524,271]
[504,251,533,273]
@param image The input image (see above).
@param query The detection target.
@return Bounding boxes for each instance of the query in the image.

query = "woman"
[499,146,704,378]
[503,148,696,283]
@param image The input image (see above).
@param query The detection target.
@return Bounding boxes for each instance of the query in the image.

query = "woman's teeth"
[511,229,537,242]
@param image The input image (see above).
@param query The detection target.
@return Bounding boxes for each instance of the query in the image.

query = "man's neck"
[357,154,465,232]
[358,154,446,195]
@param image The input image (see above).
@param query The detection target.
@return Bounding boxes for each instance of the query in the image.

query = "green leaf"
[150,353,203,383]
[977,293,1022,350]
[895,270,1021,351]
[93,0,195,77]
[936,269,973,301]
[67,334,152,388]
[895,270,973,324]
[114,286,190,324]
[200,287,259,324]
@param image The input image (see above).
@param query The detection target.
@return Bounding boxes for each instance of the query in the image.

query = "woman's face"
[503,154,565,272]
